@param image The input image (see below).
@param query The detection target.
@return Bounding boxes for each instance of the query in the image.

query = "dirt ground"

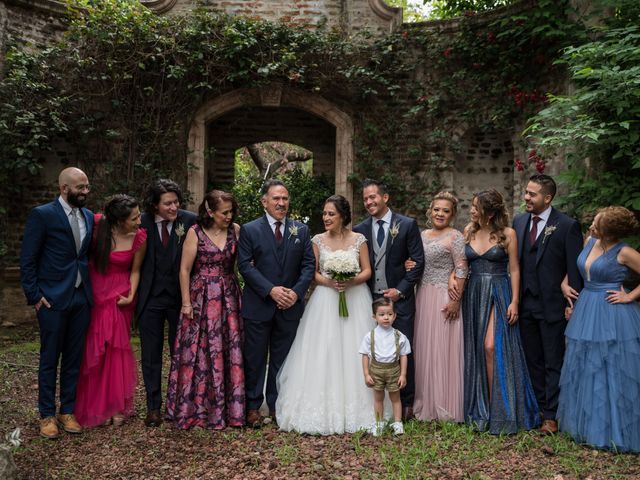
[1,278,639,479]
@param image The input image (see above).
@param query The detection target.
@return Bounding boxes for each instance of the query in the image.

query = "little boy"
[359,297,411,436]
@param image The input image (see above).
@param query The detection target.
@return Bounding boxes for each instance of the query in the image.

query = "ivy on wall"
[0,0,591,258]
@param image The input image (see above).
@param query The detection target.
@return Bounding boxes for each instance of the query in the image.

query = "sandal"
[112,414,126,427]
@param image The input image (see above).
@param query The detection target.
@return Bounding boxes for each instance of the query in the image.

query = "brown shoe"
[246,409,263,428]
[57,414,82,434]
[269,409,277,426]
[538,419,558,435]
[144,409,162,427]
[40,417,60,439]
[112,414,126,427]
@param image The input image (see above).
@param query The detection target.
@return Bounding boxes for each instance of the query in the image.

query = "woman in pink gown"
[75,194,147,427]
[411,192,468,422]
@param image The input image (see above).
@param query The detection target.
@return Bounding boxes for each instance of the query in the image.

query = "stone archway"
[187,85,354,209]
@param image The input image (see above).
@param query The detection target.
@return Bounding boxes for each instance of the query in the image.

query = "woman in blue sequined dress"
[559,206,640,452]
[462,189,540,434]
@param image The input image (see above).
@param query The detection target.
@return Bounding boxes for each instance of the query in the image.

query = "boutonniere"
[288,225,299,240]
[175,223,186,242]
[389,221,400,243]
[542,224,557,244]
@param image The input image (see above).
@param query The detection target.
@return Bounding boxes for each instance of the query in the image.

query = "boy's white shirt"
[358,325,411,363]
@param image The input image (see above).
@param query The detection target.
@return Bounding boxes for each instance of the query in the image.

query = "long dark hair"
[144,179,183,216]
[325,194,352,227]
[94,194,139,273]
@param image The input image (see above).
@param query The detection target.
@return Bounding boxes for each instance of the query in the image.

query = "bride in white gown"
[276,195,378,434]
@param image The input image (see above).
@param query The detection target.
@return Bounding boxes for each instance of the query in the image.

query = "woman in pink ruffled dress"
[75,194,147,427]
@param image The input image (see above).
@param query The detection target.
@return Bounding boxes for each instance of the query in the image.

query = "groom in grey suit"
[353,178,424,419]
[238,179,315,427]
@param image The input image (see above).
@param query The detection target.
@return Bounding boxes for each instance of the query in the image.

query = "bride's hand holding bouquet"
[324,250,360,317]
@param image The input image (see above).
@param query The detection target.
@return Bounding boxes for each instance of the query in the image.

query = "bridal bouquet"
[324,250,360,317]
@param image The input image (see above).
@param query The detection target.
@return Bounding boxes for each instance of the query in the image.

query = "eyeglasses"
[66,184,91,192]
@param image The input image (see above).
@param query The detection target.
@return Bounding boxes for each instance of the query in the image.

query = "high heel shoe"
[112,414,126,427]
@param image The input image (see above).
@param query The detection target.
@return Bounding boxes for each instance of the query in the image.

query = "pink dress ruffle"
[74,223,146,427]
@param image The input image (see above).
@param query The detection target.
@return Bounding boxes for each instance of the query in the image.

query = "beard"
[67,191,87,208]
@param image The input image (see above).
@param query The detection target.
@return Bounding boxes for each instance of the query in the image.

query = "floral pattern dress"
[165,224,245,429]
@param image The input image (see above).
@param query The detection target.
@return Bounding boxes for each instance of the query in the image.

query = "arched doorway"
[187,85,354,209]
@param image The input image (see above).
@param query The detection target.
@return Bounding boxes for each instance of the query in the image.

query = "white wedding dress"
[276,233,379,434]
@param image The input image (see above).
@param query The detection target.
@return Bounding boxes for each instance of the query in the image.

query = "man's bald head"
[59,167,90,207]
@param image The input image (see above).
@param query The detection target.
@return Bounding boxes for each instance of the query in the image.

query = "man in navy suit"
[513,174,582,434]
[238,179,315,427]
[136,179,196,427]
[353,178,424,420]
[20,167,94,439]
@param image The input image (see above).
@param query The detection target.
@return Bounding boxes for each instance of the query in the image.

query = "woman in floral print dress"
[165,190,244,429]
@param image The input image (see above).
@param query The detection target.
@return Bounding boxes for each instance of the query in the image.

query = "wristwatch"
[396,288,405,299]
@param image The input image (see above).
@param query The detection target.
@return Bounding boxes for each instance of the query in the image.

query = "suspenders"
[370,328,400,363]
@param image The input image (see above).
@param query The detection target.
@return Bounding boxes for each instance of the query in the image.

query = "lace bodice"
[312,233,367,279]
[420,229,468,288]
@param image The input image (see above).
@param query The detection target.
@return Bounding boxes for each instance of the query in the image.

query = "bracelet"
[182,304,192,308]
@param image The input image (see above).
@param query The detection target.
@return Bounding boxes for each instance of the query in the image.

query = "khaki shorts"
[369,359,400,392]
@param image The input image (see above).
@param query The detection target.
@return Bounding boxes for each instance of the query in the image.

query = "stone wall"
[166,0,401,34]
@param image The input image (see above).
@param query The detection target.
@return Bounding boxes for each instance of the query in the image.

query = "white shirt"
[372,208,393,243]
[58,196,87,242]
[265,212,286,238]
[530,206,552,241]
[359,325,411,364]
[155,214,173,238]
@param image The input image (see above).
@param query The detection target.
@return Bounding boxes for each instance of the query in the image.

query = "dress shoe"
[269,409,277,426]
[40,417,60,439]
[246,409,263,428]
[57,414,82,434]
[538,419,558,435]
[401,406,415,421]
[112,414,126,427]
[144,409,162,427]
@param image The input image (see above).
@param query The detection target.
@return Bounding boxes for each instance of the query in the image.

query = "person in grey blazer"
[353,178,424,420]
[238,179,315,427]
[136,179,196,427]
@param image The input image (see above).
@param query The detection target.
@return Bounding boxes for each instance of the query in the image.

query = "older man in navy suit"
[20,167,94,439]
[239,179,315,427]
[353,178,424,420]
[513,174,582,434]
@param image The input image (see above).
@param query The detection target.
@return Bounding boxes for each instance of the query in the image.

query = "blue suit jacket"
[20,198,94,310]
[513,207,583,322]
[353,212,424,318]
[238,215,315,322]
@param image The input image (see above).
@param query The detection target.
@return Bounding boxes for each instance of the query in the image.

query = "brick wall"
[207,106,336,187]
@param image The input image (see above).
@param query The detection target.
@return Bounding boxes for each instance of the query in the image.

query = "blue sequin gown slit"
[463,244,540,434]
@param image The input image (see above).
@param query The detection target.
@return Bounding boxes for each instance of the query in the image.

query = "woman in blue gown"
[462,189,540,434]
[559,206,640,452]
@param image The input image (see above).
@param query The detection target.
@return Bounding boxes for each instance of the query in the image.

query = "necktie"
[274,221,283,243]
[529,216,542,245]
[70,208,82,287]
[377,219,385,247]
[161,220,170,248]
[70,208,82,253]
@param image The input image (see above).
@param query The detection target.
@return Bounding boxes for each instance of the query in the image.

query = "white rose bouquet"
[324,250,361,317]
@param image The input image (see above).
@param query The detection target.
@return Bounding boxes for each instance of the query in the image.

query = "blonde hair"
[464,189,509,246]
[428,191,458,218]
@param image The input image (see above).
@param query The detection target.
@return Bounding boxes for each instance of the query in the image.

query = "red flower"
[528,149,537,159]
[487,32,496,44]
[401,31,409,38]
[417,95,428,104]
[515,159,525,172]
[443,48,452,58]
